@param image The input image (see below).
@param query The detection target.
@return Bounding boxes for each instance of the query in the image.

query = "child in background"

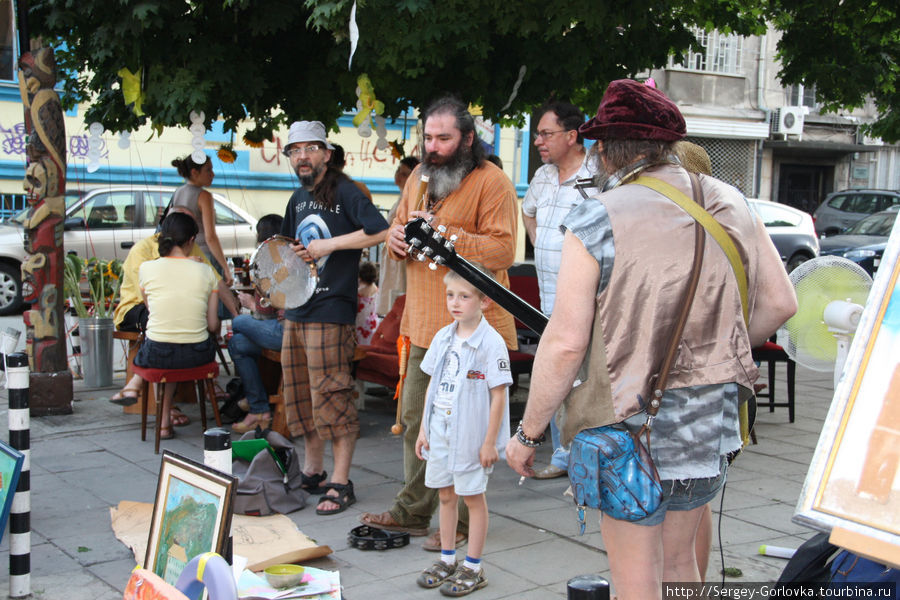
[414,268,511,596]
[355,261,379,344]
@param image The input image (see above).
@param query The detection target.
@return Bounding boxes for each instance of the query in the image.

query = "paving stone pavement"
[0,357,834,599]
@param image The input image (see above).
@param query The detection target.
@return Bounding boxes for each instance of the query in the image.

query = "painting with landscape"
[145,452,236,585]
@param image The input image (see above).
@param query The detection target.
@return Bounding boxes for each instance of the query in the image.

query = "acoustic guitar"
[403,217,548,336]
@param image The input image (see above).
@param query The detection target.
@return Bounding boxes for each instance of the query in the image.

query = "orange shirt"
[389,161,518,349]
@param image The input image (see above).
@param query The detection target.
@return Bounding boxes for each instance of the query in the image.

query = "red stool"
[132,362,222,454]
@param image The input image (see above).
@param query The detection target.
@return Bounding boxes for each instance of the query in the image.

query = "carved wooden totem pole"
[17,47,73,415]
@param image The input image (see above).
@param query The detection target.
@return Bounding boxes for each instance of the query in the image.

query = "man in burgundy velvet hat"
[507,79,796,598]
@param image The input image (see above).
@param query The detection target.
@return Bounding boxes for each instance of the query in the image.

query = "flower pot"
[79,317,114,388]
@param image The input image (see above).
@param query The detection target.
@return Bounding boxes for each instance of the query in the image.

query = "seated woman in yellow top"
[134,212,220,440]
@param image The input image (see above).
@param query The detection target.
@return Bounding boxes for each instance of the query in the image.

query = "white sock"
[463,556,481,572]
[441,549,456,566]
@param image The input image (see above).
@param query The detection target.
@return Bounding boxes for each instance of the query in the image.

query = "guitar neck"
[446,254,548,336]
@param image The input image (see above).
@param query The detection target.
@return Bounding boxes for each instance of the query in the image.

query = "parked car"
[819,207,899,276]
[813,188,900,237]
[0,185,258,315]
[748,199,820,272]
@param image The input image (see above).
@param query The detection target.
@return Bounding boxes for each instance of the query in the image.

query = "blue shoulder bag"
[568,172,707,532]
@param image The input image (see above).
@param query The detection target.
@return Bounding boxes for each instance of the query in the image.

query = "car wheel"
[0,262,24,316]
[786,253,811,273]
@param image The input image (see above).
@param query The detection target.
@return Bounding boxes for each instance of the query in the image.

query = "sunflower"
[243,126,273,148]
[217,144,237,163]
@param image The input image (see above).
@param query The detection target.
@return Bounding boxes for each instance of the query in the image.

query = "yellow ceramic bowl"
[264,564,305,589]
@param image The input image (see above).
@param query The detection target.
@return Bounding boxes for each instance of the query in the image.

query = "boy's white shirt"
[420,316,513,473]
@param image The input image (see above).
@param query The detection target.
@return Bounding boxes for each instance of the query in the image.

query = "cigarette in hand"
[518,476,526,486]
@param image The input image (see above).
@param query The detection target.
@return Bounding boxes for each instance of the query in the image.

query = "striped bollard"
[203,428,233,564]
[7,352,30,598]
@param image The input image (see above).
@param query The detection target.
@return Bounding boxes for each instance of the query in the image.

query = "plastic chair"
[132,361,222,453]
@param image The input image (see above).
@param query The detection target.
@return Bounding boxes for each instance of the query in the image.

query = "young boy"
[414,268,512,596]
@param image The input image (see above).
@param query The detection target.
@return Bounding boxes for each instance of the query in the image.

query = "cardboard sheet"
[110,500,332,571]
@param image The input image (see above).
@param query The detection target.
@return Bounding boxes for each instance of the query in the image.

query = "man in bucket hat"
[507,80,796,598]
[276,120,389,515]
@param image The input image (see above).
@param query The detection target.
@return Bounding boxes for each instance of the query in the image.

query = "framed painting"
[0,440,24,545]
[145,451,236,586]
[795,219,900,566]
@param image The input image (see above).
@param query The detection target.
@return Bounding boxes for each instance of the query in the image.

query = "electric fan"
[777,256,873,388]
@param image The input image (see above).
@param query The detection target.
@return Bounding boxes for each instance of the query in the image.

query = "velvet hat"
[579,79,686,142]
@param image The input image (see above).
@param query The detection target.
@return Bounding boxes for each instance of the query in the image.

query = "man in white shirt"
[521,101,599,479]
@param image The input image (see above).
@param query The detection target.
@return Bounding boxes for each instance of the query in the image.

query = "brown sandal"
[417,560,457,589]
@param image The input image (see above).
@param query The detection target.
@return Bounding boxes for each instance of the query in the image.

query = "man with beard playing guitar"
[360,96,518,553]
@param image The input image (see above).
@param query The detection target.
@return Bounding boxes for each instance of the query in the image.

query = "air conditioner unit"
[772,106,805,136]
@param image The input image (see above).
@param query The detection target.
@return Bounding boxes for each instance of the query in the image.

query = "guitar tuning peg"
[417,253,427,262]
[423,247,434,257]
[437,225,447,234]
[428,262,438,271]
[449,234,458,242]
[409,237,422,248]
[433,256,445,265]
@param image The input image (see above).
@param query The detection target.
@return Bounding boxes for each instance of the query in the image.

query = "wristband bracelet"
[515,421,545,448]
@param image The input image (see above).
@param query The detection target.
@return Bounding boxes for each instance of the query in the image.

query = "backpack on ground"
[232,429,309,516]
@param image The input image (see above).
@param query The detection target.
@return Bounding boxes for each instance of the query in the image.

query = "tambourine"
[249,235,318,309]
[347,525,410,551]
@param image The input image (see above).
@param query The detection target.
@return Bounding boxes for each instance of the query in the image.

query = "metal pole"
[7,352,31,598]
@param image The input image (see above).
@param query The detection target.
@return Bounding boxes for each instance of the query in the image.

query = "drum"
[248,235,317,309]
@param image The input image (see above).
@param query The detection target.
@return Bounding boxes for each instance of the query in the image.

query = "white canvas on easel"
[794,215,900,568]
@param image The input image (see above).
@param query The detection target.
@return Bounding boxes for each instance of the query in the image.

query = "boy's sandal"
[300,470,328,494]
[440,565,487,597]
[159,427,176,440]
[416,560,457,589]
[315,481,356,516]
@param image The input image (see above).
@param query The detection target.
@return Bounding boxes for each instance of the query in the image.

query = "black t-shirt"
[281,178,388,324]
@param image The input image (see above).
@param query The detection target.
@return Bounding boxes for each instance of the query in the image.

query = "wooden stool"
[260,348,290,438]
[132,361,222,454]
[113,330,149,415]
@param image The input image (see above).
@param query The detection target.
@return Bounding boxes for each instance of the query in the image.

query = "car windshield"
[846,211,898,236]
[10,192,84,225]
[752,202,802,227]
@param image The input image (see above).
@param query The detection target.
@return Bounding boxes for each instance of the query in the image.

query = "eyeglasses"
[283,144,322,158]
[532,129,568,141]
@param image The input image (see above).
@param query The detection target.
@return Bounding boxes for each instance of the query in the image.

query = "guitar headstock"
[404,217,458,271]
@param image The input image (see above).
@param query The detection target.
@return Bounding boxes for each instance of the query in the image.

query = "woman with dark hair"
[135,211,220,441]
[170,154,234,286]
[229,214,286,433]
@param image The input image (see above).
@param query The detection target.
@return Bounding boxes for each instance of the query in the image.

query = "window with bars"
[786,84,817,109]
[670,27,744,75]
[684,137,757,198]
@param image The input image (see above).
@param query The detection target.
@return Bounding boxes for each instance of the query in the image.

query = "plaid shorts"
[281,321,358,440]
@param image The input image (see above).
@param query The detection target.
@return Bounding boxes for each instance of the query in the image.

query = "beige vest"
[560,166,759,445]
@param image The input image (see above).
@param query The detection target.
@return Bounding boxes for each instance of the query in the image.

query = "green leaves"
[27,0,897,141]
[62,254,124,319]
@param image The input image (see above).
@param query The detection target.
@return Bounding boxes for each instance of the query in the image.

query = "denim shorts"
[424,407,491,496]
[623,455,728,527]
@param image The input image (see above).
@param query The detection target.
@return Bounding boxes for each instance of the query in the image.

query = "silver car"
[749,198,820,272]
[813,189,900,237]
[0,185,258,315]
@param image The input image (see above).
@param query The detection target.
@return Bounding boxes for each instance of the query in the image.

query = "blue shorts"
[424,407,491,496]
[623,455,728,527]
